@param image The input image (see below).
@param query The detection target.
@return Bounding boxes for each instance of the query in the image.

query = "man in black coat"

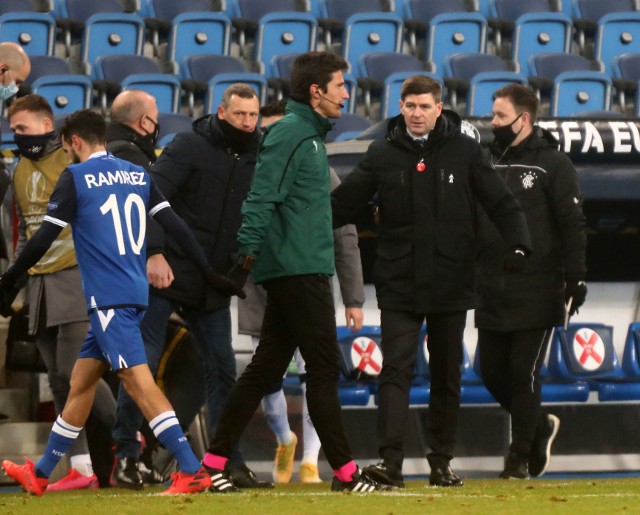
[475,84,587,480]
[332,75,532,488]
[106,89,159,170]
[110,84,272,489]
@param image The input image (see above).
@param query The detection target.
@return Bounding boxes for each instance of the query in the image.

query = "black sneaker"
[230,464,274,489]
[203,465,239,493]
[499,452,529,479]
[331,467,394,492]
[363,459,405,488]
[137,460,164,485]
[529,414,560,477]
[111,457,144,490]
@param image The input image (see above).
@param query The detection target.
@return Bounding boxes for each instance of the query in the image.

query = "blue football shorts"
[79,306,148,370]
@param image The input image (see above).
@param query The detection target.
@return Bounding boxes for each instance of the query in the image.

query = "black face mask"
[218,117,256,152]
[492,113,523,149]
[142,115,160,148]
[13,131,57,160]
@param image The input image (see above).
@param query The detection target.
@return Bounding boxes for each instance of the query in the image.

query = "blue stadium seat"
[254,12,317,77]
[550,70,612,116]
[342,12,404,76]
[595,12,640,77]
[326,113,371,142]
[358,51,428,116]
[425,12,488,75]
[548,323,640,401]
[121,74,182,114]
[612,52,640,112]
[0,0,37,15]
[381,71,443,119]
[489,0,556,54]
[81,13,146,77]
[168,12,232,75]
[0,12,56,56]
[512,12,573,74]
[26,55,72,85]
[444,52,516,110]
[156,112,193,148]
[336,325,381,406]
[31,74,93,116]
[204,72,267,114]
[467,71,529,116]
[528,51,599,98]
[621,322,640,377]
[573,0,639,54]
[402,0,473,53]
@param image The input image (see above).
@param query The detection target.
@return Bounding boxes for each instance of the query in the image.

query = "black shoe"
[331,467,394,492]
[203,464,239,493]
[428,466,464,487]
[529,414,560,477]
[229,464,274,489]
[362,459,405,488]
[111,457,144,490]
[137,460,164,485]
[499,452,529,479]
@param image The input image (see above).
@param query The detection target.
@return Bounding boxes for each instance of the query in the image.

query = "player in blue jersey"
[0,109,241,496]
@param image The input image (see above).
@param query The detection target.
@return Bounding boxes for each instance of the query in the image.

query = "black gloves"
[565,280,587,316]
[503,247,527,273]
[223,263,250,299]
[204,268,247,299]
[0,273,25,318]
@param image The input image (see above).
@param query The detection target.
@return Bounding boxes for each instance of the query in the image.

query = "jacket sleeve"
[470,143,532,253]
[330,168,365,308]
[546,152,587,280]
[331,143,380,229]
[147,132,197,256]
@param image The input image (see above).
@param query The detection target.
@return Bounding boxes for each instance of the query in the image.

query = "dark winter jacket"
[332,110,531,314]
[475,127,587,331]
[147,115,259,310]
[106,122,157,170]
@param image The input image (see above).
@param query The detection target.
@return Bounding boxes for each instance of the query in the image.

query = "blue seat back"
[467,71,528,116]
[234,0,304,20]
[122,73,182,113]
[528,52,593,78]
[513,12,573,72]
[426,12,488,75]
[621,321,640,377]
[595,12,640,76]
[205,72,267,114]
[270,51,301,79]
[156,112,193,147]
[493,0,553,20]
[343,13,403,76]
[147,0,216,21]
[255,12,317,77]
[404,0,470,22]
[444,52,510,79]
[337,325,383,380]
[382,71,443,118]
[169,12,232,74]
[548,323,622,379]
[326,113,371,143]
[612,52,640,79]
[182,54,245,82]
[59,0,124,21]
[573,0,638,20]
[94,54,159,82]
[0,0,35,15]
[82,13,146,77]
[31,74,93,116]
[0,12,56,56]
[322,0,390,20]
[360,51,425,81]
[550,70,612,116]
[27,56,72,84]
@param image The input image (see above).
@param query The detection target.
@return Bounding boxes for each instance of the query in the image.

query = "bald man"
[0,42,30,101]
[106,89,160,170]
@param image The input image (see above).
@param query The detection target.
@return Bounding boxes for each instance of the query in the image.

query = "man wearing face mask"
[106,89,160,170]
[110,83,272,490]
[331,75,531,488]
[475,84,587,480]
[2,95,117,490]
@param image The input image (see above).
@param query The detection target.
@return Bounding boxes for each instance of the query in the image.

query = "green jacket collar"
[285,99,333,137]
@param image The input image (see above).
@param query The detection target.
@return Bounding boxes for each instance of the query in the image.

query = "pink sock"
[333,460,357,482]
[202,453,228,471]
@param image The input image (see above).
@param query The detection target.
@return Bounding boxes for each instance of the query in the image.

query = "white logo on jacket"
[522,172,536,189]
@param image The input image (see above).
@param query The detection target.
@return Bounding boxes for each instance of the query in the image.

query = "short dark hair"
[260,99,287,118]
[493,83,539,123]
[290,51,348,103]
[6,94,54,121]
[220,83,258,108]
[400,75,442,102]
[60,109,106,146]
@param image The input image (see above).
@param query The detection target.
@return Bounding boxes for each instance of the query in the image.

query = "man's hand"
[345,307,364,333]
[147,254,174,289]
[205,266,247,299]
[565,280,587,316]
[0,273,22,318]
[503,247,527,273]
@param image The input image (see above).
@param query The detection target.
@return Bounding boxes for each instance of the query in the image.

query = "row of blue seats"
[322,322,640,406]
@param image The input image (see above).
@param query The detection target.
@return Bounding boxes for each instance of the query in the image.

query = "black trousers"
[207,274,353,469]
[477,328,550,457]
[377,309,467,468]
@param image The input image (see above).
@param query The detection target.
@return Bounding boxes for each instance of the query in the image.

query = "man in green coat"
[201,51,388,493]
